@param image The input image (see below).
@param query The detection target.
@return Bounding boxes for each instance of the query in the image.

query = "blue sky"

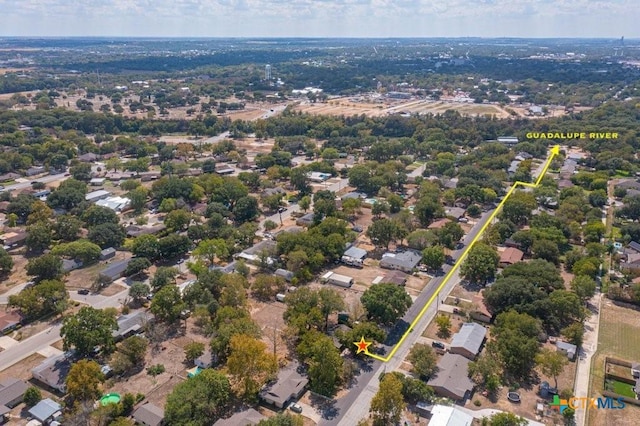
[0,0,637,38]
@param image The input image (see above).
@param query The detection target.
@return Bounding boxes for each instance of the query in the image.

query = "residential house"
[555,341,577,361]
[508,160,521,177]
[113,311,151,342]
[260,360,308,408]
[62,258,83,272]
[0,172,20,182]
[78,153,99,162]
[0,377,29,413]
[428,404,474,426]
[499,247,524,267]
[213,408,265,426]
[32,354,72,393]
[214,164,235,175]
[427,353,475,401]
[100,247,116,261]
[85,189,111,203]
[382,270,408,286]
[624,241,640,256]
[25,166,45,177]
[126,224,166,238]
[0,231,27,247]
[621,253,640,272]
[449,323,487,360]
[470,292,492,323]
[262,187,286,197]
[140,171,161,182]
[428,218,451,230]
[0,311,22,334]
[380,250,422,273]
[307,172,331,182]
[445,207,466,221]
[28,398,62,424]
[342,246,367,267]
[98,259,131,283]
[341,191,366,201]
[90,177,106,186]
[133,403,165,426]
[295,213,315,227]
[236,240,277,266]
[96,196,130,212]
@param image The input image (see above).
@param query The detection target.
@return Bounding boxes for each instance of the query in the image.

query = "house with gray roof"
[296,212,315,227]
[0,377,28,412]
[275,269,294,282]
[449,322,487,360]
[213,408,265,426]
[113,311,151,342]
[260,360,308,408]
[380,250,421,273]
[133,402,165,426]
[100,247,116,260]
[99,258,131,283]
[31,354,72,393]
[427,353,475,402]
[28,398,62,424]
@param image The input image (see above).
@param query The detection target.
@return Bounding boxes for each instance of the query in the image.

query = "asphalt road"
[320,211,494,426]
[3,171,68,192]
[0,288,128,372]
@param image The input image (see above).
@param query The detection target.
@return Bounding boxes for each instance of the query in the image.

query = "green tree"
[489,310,541,379]
[532,239,560,265]
[297,331,343,397]
[414,197,444,227]
[0,247,14,273]
[561,322,584,347]
[299,195,311,212]
[131,234,160,260]
[210,307,261,361]
[407,343,438,379]
[370,372,405,426]
[165,209,192,232]
[61,307,118,356]
[435,314,452,338]
[23,387,42,407]
[468,354,502,393]
[124,257,152,278]
[65,359,104,402]
[119,335,148,365]
[184,341,205,364]
[258,414,304,426]
[150,285,186,324]
[501,191,537,225]
[437,221,464,249]
[70,162,93,181]
[150,267,179,291]
[227,335,278,399]
[26,253,63,281]
[460,242,499,284]
[51,239,102,264]
[535,348,568,389]
[337,322,386,353]
[165,369,231,425]
[129,281,151,304]
[127,187,148,213]
[88,222,126,249]
[252,274,287,301]
[422,245,445,271]
[193,238,229,265]
[485,412,527,426]
[571,275,597,302]
[25,222,52,252]
[361,283,412,325]
[8,279,68,319]
[366,218,404,249]
[82,205,119,227]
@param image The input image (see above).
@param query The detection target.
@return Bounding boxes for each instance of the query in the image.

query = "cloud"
[0,0,637,37]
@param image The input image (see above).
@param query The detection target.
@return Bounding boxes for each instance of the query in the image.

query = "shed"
[28,398,62,424]
[100,247,116,261]
[133,403,165,426]
[321,272,354,288]
[449,322,487,360]
[555,341,577,361]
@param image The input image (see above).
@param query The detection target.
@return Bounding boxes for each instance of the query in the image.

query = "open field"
[588,298,640,426]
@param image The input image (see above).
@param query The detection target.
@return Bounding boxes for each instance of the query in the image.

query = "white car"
[289,403,303,413]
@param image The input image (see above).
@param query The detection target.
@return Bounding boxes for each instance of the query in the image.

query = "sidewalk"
[573,293,602,426]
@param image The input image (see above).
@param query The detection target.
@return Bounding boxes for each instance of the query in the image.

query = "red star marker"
[353,336,372,354]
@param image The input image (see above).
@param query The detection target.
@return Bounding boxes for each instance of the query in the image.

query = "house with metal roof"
[99,258,131,283]
[85,189,111,203]
[100,247,116,260]
[113,311,151,342]
[28,398,62,424]
[213,408,265,425]
[260,360,308,408]
[428,404,474,426]
[427,353,475,401]
[275,269,295,282]
[555,341,577,361]
[380,250,421,273]
[449,322,487,360]
[132,402,165,426]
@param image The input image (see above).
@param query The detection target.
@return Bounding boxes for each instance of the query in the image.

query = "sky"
[0,0,638,38]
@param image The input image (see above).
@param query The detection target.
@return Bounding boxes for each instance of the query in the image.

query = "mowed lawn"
[588,299,640,426]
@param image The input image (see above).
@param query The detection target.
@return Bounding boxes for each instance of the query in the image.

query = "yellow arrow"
[364,145,561,362]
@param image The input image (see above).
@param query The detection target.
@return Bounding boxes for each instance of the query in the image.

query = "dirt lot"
[588,298,640,426]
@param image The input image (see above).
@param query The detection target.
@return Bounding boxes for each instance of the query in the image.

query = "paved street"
[324,211,494,425]
[0,281,31,304]
[0,288,129,373]
[3,171,68,192]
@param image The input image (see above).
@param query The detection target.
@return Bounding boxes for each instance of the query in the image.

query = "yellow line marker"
[364,145,560,362]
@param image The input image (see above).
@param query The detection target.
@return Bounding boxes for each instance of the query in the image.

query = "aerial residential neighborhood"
[0,34,639,426]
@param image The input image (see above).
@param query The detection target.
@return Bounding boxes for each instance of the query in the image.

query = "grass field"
[588,299,640,425]
[606,379,636,398]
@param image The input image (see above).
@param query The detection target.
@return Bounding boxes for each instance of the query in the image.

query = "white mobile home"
[321,272,354,288]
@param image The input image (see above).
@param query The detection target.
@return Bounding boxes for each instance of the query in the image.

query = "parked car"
[432,341,445,350]
[289,403,303,414]
[78,289,90,295]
